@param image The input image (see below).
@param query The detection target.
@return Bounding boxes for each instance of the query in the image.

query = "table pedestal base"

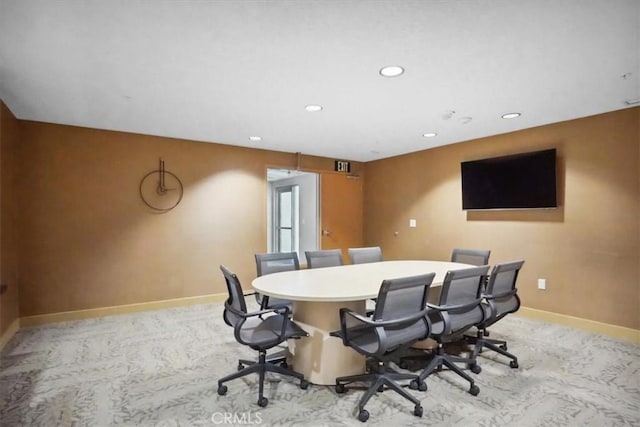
[288,300,366,385]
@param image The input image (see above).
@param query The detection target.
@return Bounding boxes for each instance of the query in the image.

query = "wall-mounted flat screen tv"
[461,148,557,210]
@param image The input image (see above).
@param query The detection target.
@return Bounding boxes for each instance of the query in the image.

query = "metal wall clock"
[139,158,183,212]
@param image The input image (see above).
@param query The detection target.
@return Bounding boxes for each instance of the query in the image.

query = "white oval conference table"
[251,260,474,385]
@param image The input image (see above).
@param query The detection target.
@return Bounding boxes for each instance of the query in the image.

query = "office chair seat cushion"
[477,296,519,329]
[239,315,306,348]
[429,307,484,339]
[492,296,519,317]
[384,322,431,349]
[348,321,428,356]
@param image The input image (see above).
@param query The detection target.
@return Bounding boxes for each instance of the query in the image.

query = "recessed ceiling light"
[379,65,405,78]
[502,112,521,119]
[305,104,323,112]
[248,136,262,142]
[422,132,438,138]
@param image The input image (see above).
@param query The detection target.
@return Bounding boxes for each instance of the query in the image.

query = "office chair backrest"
[255,252,300,276]
[305,249,343,268]
[438,265,490,332]
[451,248,491,266]
[373,272,435,350]
[220,265,248,327]
[348,246,383,264]
[486,260,525,317]
[375,273,434,320]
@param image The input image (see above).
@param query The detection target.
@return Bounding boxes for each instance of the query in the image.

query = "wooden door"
[320,172,363,259]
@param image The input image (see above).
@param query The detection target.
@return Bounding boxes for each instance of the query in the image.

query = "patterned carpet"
[1,302,638,426]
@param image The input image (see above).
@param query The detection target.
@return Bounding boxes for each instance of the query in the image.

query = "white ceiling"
[0,0,638,162]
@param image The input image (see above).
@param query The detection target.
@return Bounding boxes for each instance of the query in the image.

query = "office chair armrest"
[365,311,430,328]
[338,308,429,344]
[339,308,370,323]
[226,301,295,343]
[340,308,429,326]
[427,299,482,313]
[337,308,372,344]
[225,300,291,319]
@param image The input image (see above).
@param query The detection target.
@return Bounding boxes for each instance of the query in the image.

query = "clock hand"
[160,159,165,190]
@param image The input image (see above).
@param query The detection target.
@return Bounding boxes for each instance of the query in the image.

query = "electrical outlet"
[537,279,546,290]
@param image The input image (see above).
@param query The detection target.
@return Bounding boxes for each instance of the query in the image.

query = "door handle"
[322,229,331,236]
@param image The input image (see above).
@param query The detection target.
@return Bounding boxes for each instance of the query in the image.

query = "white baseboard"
[20,293,227,327]
[519,306,639,344]
[0,317,20,352]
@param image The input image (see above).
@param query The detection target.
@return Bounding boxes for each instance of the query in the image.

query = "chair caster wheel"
[358,409,369,422]
[300,379,309,389]
[398,360,409,369]
[335,383,346,393]
[237,363,244,371]
[409,379,427,391]
[510,360,519,368]
[280,361,288,369]
[414,405,423,417]
[377,385,384,392]
[217,384,227,396]
[500,344,508,351]
[469,385,480,396]
[470,363,482,374]
[257,397,268,407]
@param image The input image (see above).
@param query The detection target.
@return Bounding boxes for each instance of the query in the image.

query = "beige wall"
[3,103,639,333]
[0,101,20,337]
[15,121,362,316]
[364,108,640,330]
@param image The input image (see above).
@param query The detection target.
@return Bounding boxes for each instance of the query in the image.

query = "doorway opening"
[267,168,319,260]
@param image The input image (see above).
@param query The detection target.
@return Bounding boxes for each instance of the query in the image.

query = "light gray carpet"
[1,302,638,426]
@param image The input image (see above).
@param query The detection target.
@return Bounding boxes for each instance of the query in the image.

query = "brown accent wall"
[0,101,20,336]
[6,107,640,330]
[364,108,640,330]
[15,121,362,316]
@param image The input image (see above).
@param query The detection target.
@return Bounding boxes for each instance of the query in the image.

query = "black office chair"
[305,249,343,268]
[253,252,300,366]
[332,273,435,422]
[466,260,525,371]
[451,248,491,266]
[409,265,489,396]
[348,246,383,314]
[217,265,309,407]
[254,252,299,310]
[348,246,382,264]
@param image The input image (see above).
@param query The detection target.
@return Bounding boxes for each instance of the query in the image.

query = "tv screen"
[461,149,557,210]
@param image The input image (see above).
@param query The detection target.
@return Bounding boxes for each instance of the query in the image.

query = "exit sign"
[334,160,351,173]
